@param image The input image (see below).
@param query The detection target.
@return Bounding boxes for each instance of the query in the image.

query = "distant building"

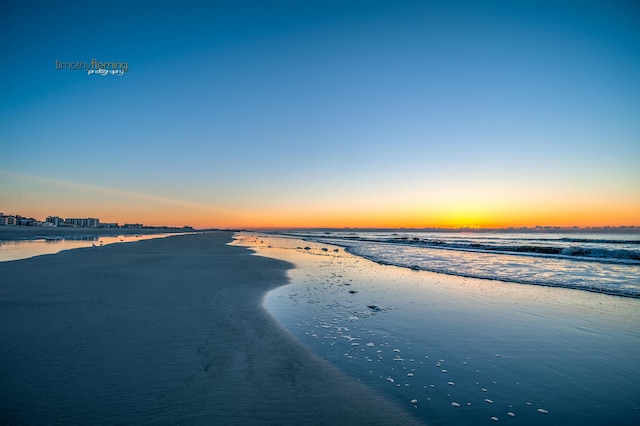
[46,216,63,227]
[65,218,100,228]
[0,214,36,226]
[0,214,17,225]
[124,223,143,229]
[17,216,36,226]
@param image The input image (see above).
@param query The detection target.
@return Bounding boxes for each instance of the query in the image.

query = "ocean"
[277,229,640,298]
[234,229,640,425]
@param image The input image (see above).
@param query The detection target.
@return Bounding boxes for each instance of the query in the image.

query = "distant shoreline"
[0,225,205,241]
[254,227,640,233]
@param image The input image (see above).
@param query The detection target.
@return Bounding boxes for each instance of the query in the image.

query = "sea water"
[0,233,187,262]
[280,230,640,298]
[234,231,640,425]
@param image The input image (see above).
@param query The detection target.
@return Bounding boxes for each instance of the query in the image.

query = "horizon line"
[230,225,640,232]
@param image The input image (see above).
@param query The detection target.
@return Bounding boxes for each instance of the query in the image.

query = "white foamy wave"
[279,230,640,298]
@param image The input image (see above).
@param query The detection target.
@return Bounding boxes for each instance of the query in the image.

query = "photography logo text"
[55,58,128,76]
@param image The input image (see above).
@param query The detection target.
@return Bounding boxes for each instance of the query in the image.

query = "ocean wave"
[555,237,640,245]
[276,231,640,299]
[416,240,640,263]
[285,233,640,265]
[343,246,640,299]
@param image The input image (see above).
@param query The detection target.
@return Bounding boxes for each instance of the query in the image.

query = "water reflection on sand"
[0,233,186,262]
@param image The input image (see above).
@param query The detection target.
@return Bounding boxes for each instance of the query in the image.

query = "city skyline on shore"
[1,1,638,229]
[0,210,194,230]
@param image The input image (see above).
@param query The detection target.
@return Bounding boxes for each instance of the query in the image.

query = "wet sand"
[0,232,420,425]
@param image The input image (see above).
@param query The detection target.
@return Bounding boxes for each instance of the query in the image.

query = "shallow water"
[234,233,640,425]
[0,233,186,262]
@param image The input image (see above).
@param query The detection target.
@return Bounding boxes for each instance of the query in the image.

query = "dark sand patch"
[0,232,421,425]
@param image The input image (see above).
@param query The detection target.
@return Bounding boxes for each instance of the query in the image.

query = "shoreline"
[0,232,421,425]
[239,233,640,425]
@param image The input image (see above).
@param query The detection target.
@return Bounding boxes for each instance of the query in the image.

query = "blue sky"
[1,0,639,227]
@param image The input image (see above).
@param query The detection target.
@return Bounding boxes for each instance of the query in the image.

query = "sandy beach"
[0,232,420,425]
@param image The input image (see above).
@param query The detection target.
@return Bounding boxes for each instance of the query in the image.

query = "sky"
[1,0,639,229]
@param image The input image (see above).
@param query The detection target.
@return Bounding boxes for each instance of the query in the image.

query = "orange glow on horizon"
[2,171,638,231]
[4,188,640,230]
[4,205,639,231]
